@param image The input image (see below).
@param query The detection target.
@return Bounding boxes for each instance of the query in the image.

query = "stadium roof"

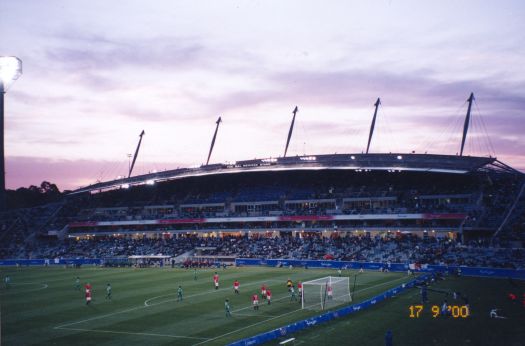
[69,153,515,195]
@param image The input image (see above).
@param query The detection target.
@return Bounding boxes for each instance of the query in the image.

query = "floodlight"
[0,56,22,210]
[0,56,22,91]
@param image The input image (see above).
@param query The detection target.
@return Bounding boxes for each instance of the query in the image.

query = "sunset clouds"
[1,1,524,190]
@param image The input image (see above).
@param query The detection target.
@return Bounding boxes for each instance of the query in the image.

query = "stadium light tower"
[0,56,23,210]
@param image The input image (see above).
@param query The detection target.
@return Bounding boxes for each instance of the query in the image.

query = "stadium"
[2,2,525,344]
[1,89,525,346]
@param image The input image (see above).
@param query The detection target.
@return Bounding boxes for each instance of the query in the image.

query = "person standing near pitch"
[213,272,219,290]
[225,299,231,317]
[177,285,183,302]
[290,285,297,301]
[252,293,259,310]
[327,284,333,300]
[261,284,267,300]
[266,288,272,305]
[4,275,11,289]
[85,282,92,305]
[106,283,112,300]
[233,280,240,294]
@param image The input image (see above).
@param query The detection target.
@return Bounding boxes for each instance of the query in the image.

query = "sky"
[1,0,524,191]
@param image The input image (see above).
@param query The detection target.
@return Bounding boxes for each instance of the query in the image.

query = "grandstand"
[1,93,525,266]
[1,95,524,346]
[0,153,523,269]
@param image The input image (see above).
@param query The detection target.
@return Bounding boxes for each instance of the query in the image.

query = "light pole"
[127,153,132,175]
[0,56,23,210]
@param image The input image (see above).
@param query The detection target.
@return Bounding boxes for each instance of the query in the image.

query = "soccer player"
[4,275,11,289]
[327,284,333,300]
[106,283,112,300]
[266,288,272,305]
[286,279,293,291]
[290,285,297,302]
[252,293,259,310]
[75,277,80,291]
[213,272,219,290]
[233,280,240,294]
[261,284,267,299]
[297,281,303,298]
[85,283,92,305]
[225,299,231,317]
[177,285,183,302]
[338,268,342,277]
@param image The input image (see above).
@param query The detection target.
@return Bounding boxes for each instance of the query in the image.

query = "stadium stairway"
[492,180,525,242]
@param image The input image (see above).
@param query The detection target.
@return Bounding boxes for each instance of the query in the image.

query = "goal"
[301,276,351,310]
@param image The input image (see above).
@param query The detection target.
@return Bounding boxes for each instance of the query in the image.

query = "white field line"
[145,278,282,306]
[53,326,210,340]
[192,308,304,346]
[233,312,277,318]
[231,294,291,314]
[192,275,411,345]
[1,282,48,294]
[55,278,281,329]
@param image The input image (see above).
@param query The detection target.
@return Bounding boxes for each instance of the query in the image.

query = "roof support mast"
[366,98,381,154]
[206,116,222,165]
[459,93,474,156]
[460,92,475,156]
[128,130,145,178]
[283,106,298,157]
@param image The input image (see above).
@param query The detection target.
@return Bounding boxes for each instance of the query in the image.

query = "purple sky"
[1,1,524,191]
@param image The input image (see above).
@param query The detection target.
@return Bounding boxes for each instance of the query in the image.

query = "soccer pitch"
[267,275,525,346]
[1,266,410,345]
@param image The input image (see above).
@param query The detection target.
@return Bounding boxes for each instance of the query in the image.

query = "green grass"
[1,266,410,346]
[268,275,525,346]
[2,267,522,346]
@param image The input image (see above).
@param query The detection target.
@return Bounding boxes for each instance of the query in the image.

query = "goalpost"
[301,276,351,310]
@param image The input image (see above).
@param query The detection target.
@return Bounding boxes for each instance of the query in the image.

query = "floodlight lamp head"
[0,56,22,91]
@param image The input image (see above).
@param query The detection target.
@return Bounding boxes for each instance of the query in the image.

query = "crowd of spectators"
[2,233,523,269]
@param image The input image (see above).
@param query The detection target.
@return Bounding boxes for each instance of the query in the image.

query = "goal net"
[301,276,351,310]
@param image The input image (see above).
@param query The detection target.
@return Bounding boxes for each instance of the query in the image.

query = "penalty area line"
[192,307,304,346]
[54,326,210,340]
[144,278,282,306]
[193,275,412,345]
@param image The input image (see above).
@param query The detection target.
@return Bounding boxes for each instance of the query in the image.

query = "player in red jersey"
[233,280,240,294]
[85,283,92,305]
[85,289,92,305]
[266,288,272,305]
[261,284,267,299]
[327,284,333,300]
[297,281,303,298]
[252,293,259,310]
[213,272,219,290]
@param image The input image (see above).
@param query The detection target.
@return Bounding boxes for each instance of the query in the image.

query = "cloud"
[45,34,206,73]
[6,156,184,191]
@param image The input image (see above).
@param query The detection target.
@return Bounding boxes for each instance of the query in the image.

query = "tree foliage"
[7,181,62,209]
